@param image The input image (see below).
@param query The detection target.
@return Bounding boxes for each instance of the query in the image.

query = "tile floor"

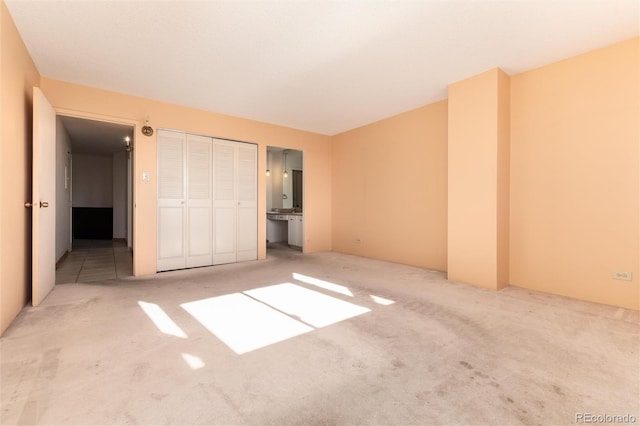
[55,239,133,284]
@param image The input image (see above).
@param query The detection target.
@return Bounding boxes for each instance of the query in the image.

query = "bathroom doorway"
[266,147,303,252]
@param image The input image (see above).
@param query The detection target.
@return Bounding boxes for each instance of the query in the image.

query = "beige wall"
[330,38,637,310]
[73,153,113,207]
[113,151,127,239]
[510,37,639,310]
[0,1,41,335]
[447,68,510,290]
[40,78,333,275]
[496,70,511,288]
[331,101,448,271]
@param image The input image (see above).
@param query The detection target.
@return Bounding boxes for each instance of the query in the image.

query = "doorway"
[292,169,303,210]
[54,116,134,283]
[266,147,304,252]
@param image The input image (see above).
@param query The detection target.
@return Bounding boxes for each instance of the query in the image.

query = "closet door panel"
[237,144,257,202]
[158,206,185,270]
[158,131,185,200]
[213,206,236,264]
[237,206,257,261]
[187,135,212,200]
[157,130,186,271]
[186,135,212,267]
[236,144,257,261]
[213,142,235,201]
[213,141,237,265]
[187,206,211,266]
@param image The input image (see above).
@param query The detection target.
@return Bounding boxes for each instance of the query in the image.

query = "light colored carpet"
[1,247,638,425]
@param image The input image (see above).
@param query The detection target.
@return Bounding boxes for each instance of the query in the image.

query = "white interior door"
[32,88,56,306]
[213,141,237,265]
[186,134,213,267]
[157,130,186,271]
[236,143,257,261]
[127,152,132,248]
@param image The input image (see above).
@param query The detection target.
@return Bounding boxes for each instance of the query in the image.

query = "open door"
[31,88,56,306]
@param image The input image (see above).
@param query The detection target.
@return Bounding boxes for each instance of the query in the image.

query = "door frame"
[265,146,305,252]
[56,108,139,274]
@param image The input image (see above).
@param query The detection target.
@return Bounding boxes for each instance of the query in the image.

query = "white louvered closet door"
[186,134,213,267]
[212,140,237,265]
[158,131,256,270]
[212,139,257,265]
[236,143,258,262]
[157,130,187,271]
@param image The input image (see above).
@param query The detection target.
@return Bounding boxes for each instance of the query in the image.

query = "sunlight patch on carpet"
[181,293,313,354]
[181,353,205,370]
[370,295,395,305]
[138,301,188,338]
[292,272,353,297]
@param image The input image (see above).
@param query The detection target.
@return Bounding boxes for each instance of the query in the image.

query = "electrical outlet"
[612,271,632,281]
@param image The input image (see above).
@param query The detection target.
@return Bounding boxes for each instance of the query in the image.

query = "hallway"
[55,240,132,284]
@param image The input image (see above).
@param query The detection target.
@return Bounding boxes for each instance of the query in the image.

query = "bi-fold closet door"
[157,131,213,271]
[157,130,257,272]
[212,139,258,265]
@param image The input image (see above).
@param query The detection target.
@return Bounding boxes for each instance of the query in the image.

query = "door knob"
[40,201,49,208]
[24,202,33,208]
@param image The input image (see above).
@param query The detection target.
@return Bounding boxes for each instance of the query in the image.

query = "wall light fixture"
[266,150,271,176]
[283,150,289,178]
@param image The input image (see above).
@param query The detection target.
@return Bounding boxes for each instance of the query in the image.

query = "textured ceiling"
[6,1,639,135]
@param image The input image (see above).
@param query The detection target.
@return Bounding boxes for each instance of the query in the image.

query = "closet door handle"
[40,201,49,208]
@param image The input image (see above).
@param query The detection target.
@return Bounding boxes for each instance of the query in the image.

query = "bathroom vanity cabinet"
[267,213,303,248]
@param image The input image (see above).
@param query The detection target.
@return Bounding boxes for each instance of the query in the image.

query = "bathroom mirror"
[266,147,303,212]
